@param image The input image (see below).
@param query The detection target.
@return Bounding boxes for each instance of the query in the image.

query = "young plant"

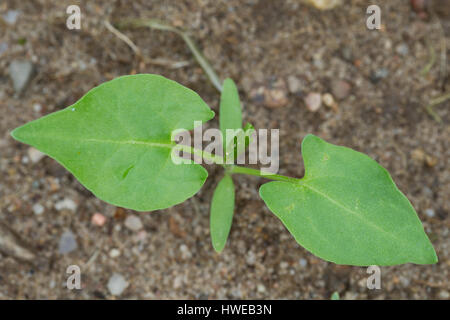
[11,74,437,266]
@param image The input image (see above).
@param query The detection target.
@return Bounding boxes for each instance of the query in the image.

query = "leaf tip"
[222,78,236,88]
[10,125,26,143]
[212,242,225,253]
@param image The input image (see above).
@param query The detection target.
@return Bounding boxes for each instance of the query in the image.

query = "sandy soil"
[0,0,448,299]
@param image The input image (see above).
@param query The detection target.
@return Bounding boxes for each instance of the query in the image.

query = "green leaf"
[210,174,235,252]
[241,122,255,152]
[219,78,242,156]
[260,134,437,266]
[331,292,340,300]
[11,74,215,211]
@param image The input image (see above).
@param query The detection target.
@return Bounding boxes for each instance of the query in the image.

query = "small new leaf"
[210,174,235,252]
[260,134,437,266]
[220,78,242,160]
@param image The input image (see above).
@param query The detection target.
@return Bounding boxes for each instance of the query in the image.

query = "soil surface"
[0,0,449,299]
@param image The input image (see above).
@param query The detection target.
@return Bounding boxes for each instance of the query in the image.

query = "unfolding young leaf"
[219,78,242,157]
[260,134,437,266]
[210,174,235,252]
[11,74,215,211]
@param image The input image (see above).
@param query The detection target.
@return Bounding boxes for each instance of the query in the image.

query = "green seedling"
[11,74,437,266]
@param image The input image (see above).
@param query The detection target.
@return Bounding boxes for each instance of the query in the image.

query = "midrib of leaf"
[85,138,175,149]
[24,134,177,150]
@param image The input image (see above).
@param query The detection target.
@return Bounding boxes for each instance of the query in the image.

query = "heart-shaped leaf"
[210,174,235,252]
[11,74,215,211]
[260,134,437,266]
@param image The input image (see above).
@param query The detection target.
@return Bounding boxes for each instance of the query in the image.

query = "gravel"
[9,60,33,94]
[27,147,45,163]
[58,230,78,254]
[124,215,143,231]
[304,92,322,112]
[107,273,128,296]
[54,198,77,212]
[1,0,448,300]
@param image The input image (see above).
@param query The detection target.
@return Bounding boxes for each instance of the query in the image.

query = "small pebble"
[305,0,342,10]
[180,244,192,259]
[246,251,256,265]
[134,230,147,242]
[287,76,302,94]
[257,284,266,293]
[264,88,288,108]
[55,198,77,212]
[438,290,449,299]
[395,43,409,56]
[33,103,42,112]
[250,79,289,108]
[27,147,45,163]
[370,68,389,84]
[109,248,121,258]
[304,92,322,112]
[299,258,308,267]
[399,276,410,287]
[124,215,143,231]
[91,213,107,226]
[424,209,435,218]
[32,203,44,215]
[410,0,429,19]
[173,275,183,289]
[2,10,20,25]
[0,42,8,56]
[58,230,78,254]
[331,79,351,100]
[107,273,128,296]
[322,93,338,111]
[339,46,353,63]
[9,60,34,94]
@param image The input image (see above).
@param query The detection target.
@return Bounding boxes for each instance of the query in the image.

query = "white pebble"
[173,275,183,289]
[33,103,42,112]
[32,203,44,215]
[55,198,77,212]
[299,258,308,267]
[438,290,449,299]
[124,215,143,231]
[109,248,121,258]
[257,284,266,293]
[287,75,302,93]
[27,147,45,163]
[180,244,192,259]
[425,209,435,218]
[322,93,336,108]
[107,273,128,296]
[304,92,322,112]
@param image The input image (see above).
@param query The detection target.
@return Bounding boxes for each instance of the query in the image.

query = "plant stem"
[228,165,301,183]
[175,144,225,164]
[120,19,223,92]
[176,145,300,183]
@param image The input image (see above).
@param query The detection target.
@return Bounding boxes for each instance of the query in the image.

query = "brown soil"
[0,0,448,299]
